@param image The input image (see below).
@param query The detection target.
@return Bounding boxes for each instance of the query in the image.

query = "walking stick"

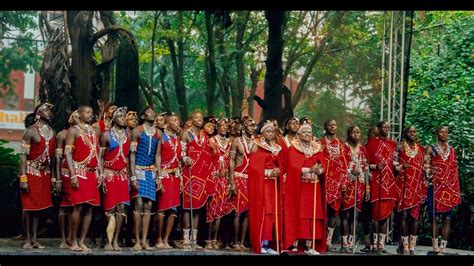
[352,171,358,254]
[274,173,280,254]
[188,166,195,251]
[431,169,436,253]
[312,165,318,254]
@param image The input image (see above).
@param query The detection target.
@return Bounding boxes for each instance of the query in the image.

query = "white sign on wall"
[0,110,29,130]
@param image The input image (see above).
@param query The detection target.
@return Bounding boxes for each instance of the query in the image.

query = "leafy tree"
[0,11,40,95]
[405,11,473,249]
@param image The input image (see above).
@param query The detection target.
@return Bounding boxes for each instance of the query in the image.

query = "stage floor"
[0,238,472,256]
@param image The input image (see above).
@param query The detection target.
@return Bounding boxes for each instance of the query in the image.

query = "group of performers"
[17,102,461,255]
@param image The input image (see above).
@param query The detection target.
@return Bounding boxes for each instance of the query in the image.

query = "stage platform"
[0,238,472,256]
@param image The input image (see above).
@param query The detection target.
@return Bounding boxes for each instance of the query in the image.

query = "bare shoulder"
[424,144,433,155]
[181,128,190,142]
[396,143,404,152]
[250,143,259,153]
[131,126,142,139]
[22,126,37,141]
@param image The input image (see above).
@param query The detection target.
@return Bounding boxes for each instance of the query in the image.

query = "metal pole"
[388,11,394,125]
[399,12,406,142]
[380,12,386,121]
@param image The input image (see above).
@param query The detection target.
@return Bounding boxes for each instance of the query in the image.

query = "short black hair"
[324,119,336,129]
[347,125,359,136]
[377,121,388,129]
[78,105,91,113]
[436,124,448,134]
[24,113,36,128]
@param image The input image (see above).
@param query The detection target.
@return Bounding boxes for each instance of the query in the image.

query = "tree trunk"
[205,11,218,115]
[99,11,117,102]
[159,65,171,112]
[149,11,158,85]
[115,40,139,111]
[67,11,96,109]
[166,12,188,121]
[232,11,250,118]
[215,26,231,117]
[248,65,262,119]
[259,11,287,126]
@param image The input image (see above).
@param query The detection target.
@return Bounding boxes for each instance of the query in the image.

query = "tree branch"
[91,25,135,44]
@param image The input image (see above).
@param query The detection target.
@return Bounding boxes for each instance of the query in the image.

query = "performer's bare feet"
[78,242,91,252]
[163,242,173,249]
[204,240,214,249]
[241,245,250,251]
[155,242,165,249]
[132,243,142,251]
[141,242,155,251]
[59,241,69,249]
[180,240,191,249]
[31,241,46,249]
[112,241,122,251]
[69,243,82,252]
[211,240,220,249]
[232,244,241,251]
[104,243,114,251]
[22,242,33,249]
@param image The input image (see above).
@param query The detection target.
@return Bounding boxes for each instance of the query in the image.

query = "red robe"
[431,145,461,213]
[207,136,233,222]
[342,144,368,212]
[283,143,327,254]
[157,132,182,211]
[21,124,55,211]
[366,137,397,221]
[182,130,212,209]
[395,143,426,220]
[102,130,130,211]
[233,136,251,214]
[321,137,348,214]
[248,141,284,254]
[70,126,100,206]
[277,136,290,177]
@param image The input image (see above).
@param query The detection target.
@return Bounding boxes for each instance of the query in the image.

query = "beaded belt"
[301,172,319,183]
[104,168,128,182]
[26,161,50,176]
[264,168,279,180]
[136,165,156,171]
[161,167,181,178]
[234,172,248,179]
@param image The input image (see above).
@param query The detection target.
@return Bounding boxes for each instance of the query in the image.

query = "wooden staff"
[274,172,280,253]
[312,165,319,253]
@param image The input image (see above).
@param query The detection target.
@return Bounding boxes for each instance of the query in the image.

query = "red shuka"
[366,137,397,221]
[182,131,212,210]
[283,142,327,254]
[248,141,284,254]
[207,135,233,222]
[431,145,461,212]
[233,136,251,214]
[70,126,100,206]
[395,143,427,220]
[321,137,349,214]
[21,124,55,211]
[102,130,130,211]
[157,133,182,211]
[341,144,369,212]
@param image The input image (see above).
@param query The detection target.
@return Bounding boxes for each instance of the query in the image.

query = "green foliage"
[0,11,41,93]
[406,12,474,249]
[0,139,19,166]
[296,90,371,140]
